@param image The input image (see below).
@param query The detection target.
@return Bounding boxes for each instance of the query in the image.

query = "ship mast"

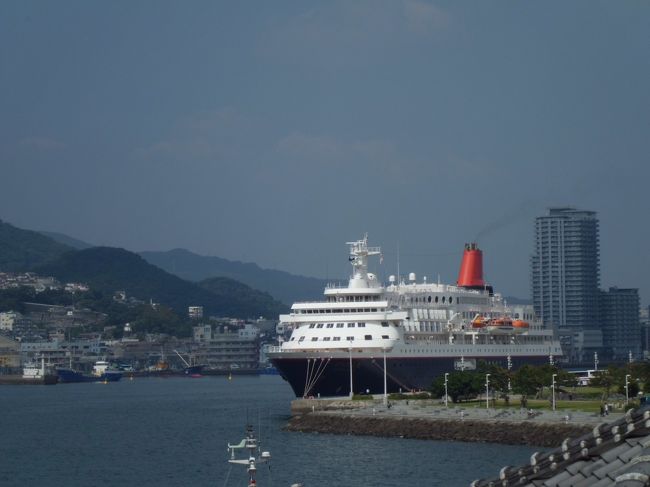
[346,233,381,286]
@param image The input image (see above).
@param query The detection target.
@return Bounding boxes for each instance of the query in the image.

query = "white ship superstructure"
[268,235,563,398]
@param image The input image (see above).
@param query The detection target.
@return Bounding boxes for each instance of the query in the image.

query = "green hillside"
[0,219,72,271]
[37,247,288,319]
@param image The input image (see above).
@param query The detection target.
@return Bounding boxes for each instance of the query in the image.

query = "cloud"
[260,0,450,67]
[18,137,66,151]
[133,109,264,163]
[275,131,397,168]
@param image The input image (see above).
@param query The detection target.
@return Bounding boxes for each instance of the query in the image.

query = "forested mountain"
[139,248,327,305]
[0,220,72,271]
[37,247,288,319]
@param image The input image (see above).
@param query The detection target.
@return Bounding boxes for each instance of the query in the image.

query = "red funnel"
[457,243,485,288]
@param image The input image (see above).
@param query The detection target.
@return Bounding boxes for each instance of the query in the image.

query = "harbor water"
[0,375,539,486]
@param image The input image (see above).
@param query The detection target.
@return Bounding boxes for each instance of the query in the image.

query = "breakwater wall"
[285,398,612,447]
[286,412,593,447]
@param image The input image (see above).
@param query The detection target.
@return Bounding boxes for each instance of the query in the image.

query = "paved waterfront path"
[293,398,623,426]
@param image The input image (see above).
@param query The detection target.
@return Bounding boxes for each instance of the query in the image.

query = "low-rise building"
[193,322,259,370]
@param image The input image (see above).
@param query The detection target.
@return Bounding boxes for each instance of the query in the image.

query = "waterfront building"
[599,287,641,361]
[193,322,259,370]
[642,306,650,359]
[531,207,600,362]
[0,335,20,371]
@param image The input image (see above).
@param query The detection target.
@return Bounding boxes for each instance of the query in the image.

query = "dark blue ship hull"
[183,365,204,375]
[57,368,123,383]
[271,355,551,398]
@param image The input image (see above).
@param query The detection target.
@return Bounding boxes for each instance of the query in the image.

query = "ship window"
[298,337,305,342]
[333,337,341,341]
[336,323,344,328]
[364,335,372,340]
[326,323,334,328]
[309,324,315,328]
[382,335,389,339]
[346,337,354,341]
[435,296,439,303]
[442,297,445,303]
[371,308,377,312]
[347,323,355,328]
[381,322,389,327]
[311,337,318,341]
[357,323,366,327]
[290,337,295,341]
[428,296,431,303]
[316,324,324,328]
[449,297,453,303]
[323,337,331,341]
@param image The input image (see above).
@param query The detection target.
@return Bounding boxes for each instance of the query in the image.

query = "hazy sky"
[1,1,649,304]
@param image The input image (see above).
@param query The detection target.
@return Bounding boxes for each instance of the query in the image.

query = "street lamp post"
[625,374,631,405]
[348,348,353,399]
[444,372,449,408]
[383,348,387,407]
[485,374,490,409]
[552,373,557,411]
[507,355,512,393]
[594,352,599,372]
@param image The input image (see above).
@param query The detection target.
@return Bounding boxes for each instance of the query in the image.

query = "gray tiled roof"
[471,406,650,487]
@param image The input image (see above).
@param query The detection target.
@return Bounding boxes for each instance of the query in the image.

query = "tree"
[430,370,483,403]
[590,366,621,402]
[512,364,544,398]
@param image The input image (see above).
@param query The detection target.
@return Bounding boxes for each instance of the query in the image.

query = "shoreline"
[286,399,619,447]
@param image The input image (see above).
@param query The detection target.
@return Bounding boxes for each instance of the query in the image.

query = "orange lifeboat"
[487,316,514,334]
[471,315,488,329]
[513,320,530,329]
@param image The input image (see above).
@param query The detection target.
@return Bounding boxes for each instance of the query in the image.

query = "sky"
[1,1,649,304]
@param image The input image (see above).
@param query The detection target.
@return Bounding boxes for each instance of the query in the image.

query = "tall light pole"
[485,373,490,409]
[444,372,449,408]
[383,348,388,407]
[551,373,557,411]
[594,352,599,372]
[625,374,631,405]
[507,355,512,392]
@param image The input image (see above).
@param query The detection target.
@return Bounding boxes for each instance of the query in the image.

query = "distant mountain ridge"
[0,220,72,271]
[39,231,94,250]
[37,247,287,319]
[139,248,327,305]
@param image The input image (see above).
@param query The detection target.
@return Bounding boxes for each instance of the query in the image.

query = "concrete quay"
[287,398,623,447]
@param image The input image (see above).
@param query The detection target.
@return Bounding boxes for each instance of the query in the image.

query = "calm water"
[0,376,538,486]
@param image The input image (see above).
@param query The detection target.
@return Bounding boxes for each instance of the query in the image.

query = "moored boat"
[57,360,123,383]
[268,235,563,398]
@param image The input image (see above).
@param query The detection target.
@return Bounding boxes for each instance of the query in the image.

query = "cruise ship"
[268,235,563,398]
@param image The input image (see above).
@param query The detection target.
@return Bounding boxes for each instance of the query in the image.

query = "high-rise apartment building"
[599,287,641,360]
[531,207,600,330]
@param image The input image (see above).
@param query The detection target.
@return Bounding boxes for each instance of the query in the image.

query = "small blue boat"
[57,361,123,383]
